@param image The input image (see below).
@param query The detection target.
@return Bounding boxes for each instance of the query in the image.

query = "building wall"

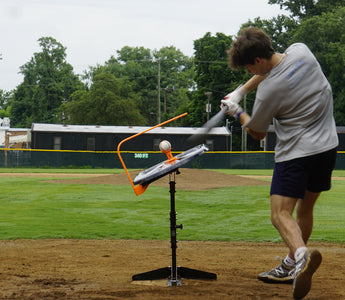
[31,132,230,151]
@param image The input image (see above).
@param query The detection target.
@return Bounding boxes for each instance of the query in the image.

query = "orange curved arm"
[117,112,188,195]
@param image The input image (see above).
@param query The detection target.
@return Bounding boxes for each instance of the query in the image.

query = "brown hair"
[228,27,275,70]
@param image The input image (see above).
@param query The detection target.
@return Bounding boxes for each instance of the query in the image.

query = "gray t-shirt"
[244,43,339,162]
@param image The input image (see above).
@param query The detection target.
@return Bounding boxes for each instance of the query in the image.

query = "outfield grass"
[0,168,125,174]
[0,169,344,243]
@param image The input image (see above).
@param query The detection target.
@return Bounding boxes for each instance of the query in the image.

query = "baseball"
[159,140,171,152]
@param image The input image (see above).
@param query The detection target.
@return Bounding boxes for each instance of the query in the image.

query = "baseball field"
[0,168,344,299]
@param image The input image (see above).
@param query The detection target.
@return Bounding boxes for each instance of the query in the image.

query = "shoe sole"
[292,250,322,300]
[258,276,293,284]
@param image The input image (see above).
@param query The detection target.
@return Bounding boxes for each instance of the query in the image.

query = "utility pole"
[164,88,167,114]
[164,86,174,115]
[157,59,161,124]
[241,95,247,151]
[205,92,212,121]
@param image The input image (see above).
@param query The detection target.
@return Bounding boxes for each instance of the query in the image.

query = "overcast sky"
[0,0,287,91]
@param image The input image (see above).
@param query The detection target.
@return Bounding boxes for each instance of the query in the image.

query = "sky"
[0,0,287,92]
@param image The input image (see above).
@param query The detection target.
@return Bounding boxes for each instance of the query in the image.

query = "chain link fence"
[0,149,344,169]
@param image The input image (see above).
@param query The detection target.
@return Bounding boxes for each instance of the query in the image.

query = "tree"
[241,15,297,53]
[111,46,157,124]
[88,46,195,125]
[153,46,195,122]
[180,32,261,150]
[268,0,345,19]
[183,32,243,126]
[11,37,84,127]
[291,7,345,125]
[63,72,146,126]
[0,89,12,119]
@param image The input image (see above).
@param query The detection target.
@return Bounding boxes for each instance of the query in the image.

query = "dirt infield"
[0,240,344,299]
[0,169,344,299]
[42,168,271,190]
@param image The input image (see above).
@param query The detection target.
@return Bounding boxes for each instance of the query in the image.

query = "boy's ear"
[254,57,262,64]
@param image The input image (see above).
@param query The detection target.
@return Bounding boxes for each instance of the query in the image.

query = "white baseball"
[159,140,171,152]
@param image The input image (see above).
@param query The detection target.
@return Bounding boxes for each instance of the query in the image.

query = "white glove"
[223,84,246,104]
[220,100,243,117]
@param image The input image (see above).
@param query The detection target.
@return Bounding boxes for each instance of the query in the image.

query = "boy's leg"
[270,194,305,256]
[296,191,319,243]
[286,191,320,259]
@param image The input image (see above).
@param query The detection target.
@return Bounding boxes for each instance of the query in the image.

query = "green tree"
[0,89,12,119]
[241,15,297,53]
[112,46,157,124]
[153,46,195,123]
[63,72,146,126]
[89,46,195,125]
[183,32,246,126]
[11,37,84,127]
[269,0,345,19]
[181,32,258,150]
[291,7,345,125]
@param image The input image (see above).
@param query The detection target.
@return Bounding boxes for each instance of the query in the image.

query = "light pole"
[164,86,174,114]
[241,95,247,151]
[157,59,161,123]
[205,92,212,121]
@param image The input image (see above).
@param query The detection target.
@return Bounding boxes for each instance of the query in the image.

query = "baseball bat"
[186,105,227,148]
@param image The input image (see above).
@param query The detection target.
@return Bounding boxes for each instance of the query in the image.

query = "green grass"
[0,167,126,174]
[0,168,344,243]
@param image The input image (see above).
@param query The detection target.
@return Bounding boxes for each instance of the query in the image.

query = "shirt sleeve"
[243,95,276,133]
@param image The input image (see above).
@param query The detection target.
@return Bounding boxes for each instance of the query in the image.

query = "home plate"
[131,279,167,286]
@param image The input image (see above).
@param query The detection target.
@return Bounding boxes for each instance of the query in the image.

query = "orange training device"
[117,113,187,196]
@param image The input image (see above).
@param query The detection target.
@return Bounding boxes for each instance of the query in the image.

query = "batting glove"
[223,84,246,104]
[220,100,243,118]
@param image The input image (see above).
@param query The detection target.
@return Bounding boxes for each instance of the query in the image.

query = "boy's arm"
[239,112,267,140]
[242,74,268,94]
[223,74,268,104]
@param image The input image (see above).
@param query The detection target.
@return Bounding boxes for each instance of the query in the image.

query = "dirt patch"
[43,168,270,190]
[0,239,344,299]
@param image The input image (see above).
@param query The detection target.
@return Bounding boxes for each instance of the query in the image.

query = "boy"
[222,27,338,299]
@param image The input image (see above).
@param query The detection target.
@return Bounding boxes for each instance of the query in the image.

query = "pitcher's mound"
[48,169,270,191]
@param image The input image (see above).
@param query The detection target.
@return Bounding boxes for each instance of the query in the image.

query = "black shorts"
[270,147,337,199]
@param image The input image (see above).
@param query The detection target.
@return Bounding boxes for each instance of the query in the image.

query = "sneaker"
[292,250,322,300]
[258,259,295,284]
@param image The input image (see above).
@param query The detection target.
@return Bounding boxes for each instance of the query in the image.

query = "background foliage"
[1,0,345,149]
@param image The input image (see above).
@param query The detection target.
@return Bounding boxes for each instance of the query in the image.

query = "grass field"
[0,168,344,243]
